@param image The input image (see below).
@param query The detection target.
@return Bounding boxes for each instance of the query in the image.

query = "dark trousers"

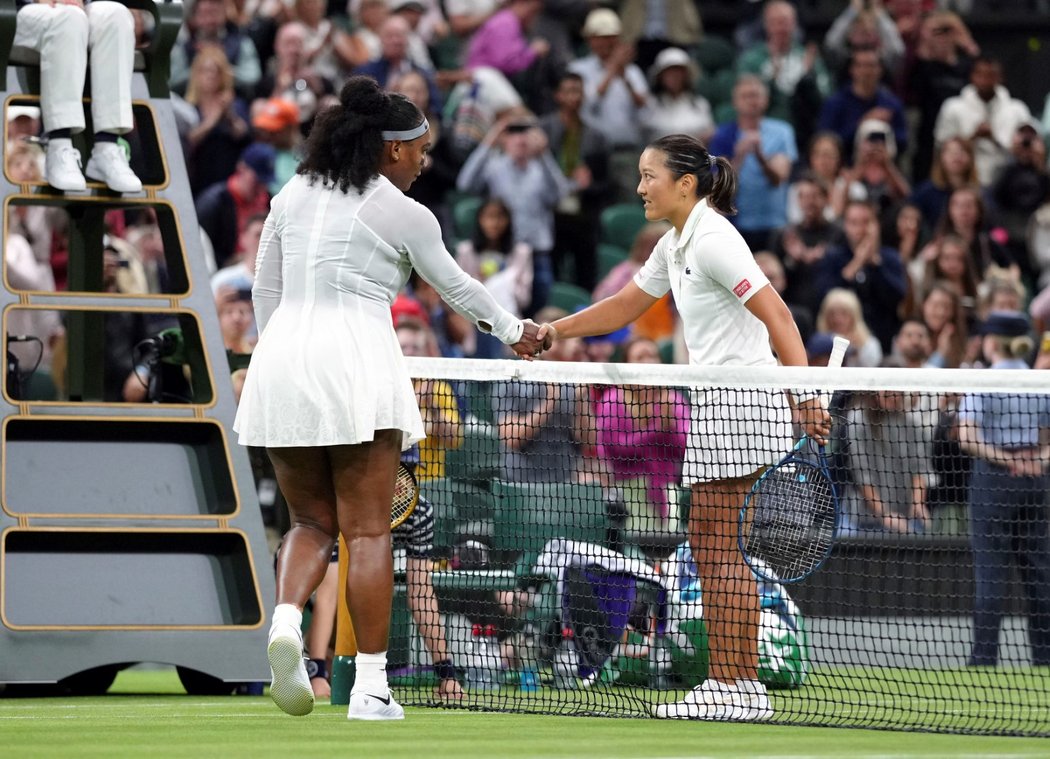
[968,460,1050,666]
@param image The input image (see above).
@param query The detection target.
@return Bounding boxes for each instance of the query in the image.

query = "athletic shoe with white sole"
[348,690,405,721]
[734,678,774,721]
[85,142,143,194]
[652,679,739,720]
[267,623,314,716]
[653,678,775,721]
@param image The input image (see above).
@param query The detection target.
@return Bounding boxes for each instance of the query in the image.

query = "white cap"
[648,47,699,86]
[581,8,621,37]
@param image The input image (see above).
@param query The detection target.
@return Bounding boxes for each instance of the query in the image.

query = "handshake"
[510,320,559,360]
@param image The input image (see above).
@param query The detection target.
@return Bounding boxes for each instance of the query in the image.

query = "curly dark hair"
[296,75,424,194]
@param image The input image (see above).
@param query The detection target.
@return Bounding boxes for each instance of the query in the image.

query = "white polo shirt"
[634,198,775,367]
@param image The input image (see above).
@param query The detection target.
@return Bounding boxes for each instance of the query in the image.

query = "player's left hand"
[797,397,832,446]
[436,677,465,701]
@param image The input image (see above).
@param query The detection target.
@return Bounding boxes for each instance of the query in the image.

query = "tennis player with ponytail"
[538,134,830,721]
[235,76,545,721]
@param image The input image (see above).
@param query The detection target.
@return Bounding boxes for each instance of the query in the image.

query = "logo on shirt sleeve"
[732,279,752,298]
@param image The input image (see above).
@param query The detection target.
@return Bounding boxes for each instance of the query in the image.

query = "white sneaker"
[348,690,405,721]
[734,678,774,721]
[85,141,142,193]
[652,679,742,720]
[45,139,86,192]
[267,623,314,716]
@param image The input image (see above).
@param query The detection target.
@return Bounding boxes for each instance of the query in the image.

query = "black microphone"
[138,328,187,365]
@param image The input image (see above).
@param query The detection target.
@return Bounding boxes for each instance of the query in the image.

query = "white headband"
[381,117,429,142]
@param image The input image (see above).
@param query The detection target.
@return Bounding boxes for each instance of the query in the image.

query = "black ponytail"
[648,134,737,215]
[297,75,424,194]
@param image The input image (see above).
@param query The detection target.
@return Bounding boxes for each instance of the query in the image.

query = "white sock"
[735,678,765,694]
[352,651,389,697]
[270,603,302,633]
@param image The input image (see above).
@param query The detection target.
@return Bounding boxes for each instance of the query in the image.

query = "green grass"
[2,669,1049,759]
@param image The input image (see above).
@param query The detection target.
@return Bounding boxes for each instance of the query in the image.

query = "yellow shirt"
[416,378,462,481]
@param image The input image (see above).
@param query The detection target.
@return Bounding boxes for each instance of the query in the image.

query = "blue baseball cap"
[979,310,1030,338]
[239,142,277,185]
[806,332,836,358]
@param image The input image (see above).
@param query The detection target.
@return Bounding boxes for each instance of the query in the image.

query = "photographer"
[991,122,1050,280]
[456,113,570,314]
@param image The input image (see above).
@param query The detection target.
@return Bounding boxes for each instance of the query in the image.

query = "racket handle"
[828,335,850,369]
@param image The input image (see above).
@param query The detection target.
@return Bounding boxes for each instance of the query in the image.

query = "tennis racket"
[738,335,850,584]
[391,462,419,529]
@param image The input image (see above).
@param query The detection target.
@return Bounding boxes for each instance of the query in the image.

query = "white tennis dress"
[235,173,524,449]
[633,198,792,482]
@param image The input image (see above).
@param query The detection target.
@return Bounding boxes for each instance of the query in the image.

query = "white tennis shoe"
[348,690,405,721]
[734,678,774,722]
[652,679,773,721]
[267,623,315,716]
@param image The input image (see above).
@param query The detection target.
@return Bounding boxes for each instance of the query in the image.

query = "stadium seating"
[451,193,483,242]
[599,202,647,248]
[547,280,592,312]
[597,242,629,280]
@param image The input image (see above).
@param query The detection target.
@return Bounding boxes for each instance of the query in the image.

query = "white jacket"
[934,84,1034,186]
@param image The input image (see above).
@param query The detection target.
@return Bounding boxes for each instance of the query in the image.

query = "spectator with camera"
[818,47,908,165]
[990,122,1050,277]
[906,10,978,182]
[456,114,570,314]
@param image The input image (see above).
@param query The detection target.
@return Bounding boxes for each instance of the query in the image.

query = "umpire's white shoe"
[348,690,405,721]
[735,678,774,722]
[85,142,143,193]
[652,679,750,720]
[267,623,314,716]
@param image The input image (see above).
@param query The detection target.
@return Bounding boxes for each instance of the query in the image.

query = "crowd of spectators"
[8,0,1050,543]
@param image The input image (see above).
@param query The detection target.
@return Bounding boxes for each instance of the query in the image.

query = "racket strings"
[391,466,418,527]
[744,461,836,580]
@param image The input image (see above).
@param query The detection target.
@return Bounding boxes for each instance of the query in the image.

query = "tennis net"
[389,356,1050,736]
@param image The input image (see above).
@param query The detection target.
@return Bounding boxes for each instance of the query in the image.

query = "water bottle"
[553,627,578,690]
[648,633,672,690]
[480,624,502,691]
[467,623,499,692]
[518,622,541,693]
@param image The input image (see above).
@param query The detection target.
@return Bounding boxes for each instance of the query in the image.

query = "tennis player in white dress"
[235,77,545,721]
[539,134,831,721]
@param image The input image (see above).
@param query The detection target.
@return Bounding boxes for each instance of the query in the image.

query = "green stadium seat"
[444,422,501,484]
[696,68,736,114]
[492,480,608,560]
[546,280,592,313]
[597,243,629,280]
[452,194,484,242]
[658,339,675,365]
[419,477,497,550]
[599,202,647,247]
[693,35,736,74]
